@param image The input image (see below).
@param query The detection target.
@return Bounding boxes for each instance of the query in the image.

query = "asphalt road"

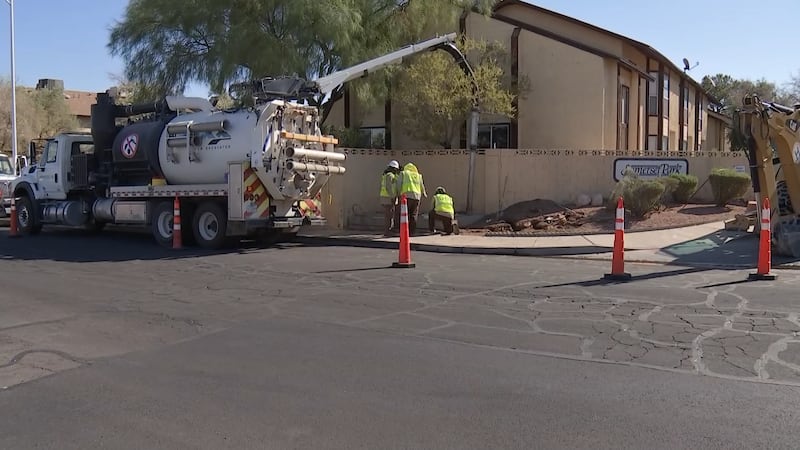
[2,227,800,449]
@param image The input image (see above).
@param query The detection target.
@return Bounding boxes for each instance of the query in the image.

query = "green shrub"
[709,168,751,206]
[668,173,699,204]
[657,176,679,205]
[607,169,666,218]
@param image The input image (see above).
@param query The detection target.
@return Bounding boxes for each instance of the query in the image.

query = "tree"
[392,36,525,148]
[701,73,793,112]
[107,0,499,122]
[780,70,800,106]
[30,86,78,139]
[0,80,77,156]
[0,80,39,151]
[701,73,800,152]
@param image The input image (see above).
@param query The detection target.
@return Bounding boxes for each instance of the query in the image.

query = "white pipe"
[286,161,346,174]
[166,120,227,134]
[9,0,17,174]
[285,147,346,162]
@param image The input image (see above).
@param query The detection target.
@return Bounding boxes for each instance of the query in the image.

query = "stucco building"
[325,0,731,152]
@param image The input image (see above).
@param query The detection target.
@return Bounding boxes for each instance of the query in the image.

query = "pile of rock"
[466,198,590,232]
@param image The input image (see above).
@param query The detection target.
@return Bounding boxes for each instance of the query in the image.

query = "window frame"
[477,123,511,149]
[647,71,659,116]
[357,127,387,149]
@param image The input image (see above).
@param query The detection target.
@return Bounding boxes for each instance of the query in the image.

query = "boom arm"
[313,32,478,98]
[228,33,478,104]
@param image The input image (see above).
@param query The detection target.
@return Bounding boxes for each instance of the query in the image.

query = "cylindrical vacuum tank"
[158,111,256,185]
[284,147,346,162]
[286,160,346,174]
[166,120,228,134]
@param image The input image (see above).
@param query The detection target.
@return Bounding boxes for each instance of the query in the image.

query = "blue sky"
[0,0,798,98]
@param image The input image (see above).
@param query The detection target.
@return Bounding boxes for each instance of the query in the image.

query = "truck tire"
[16,195,42,235]
[151,201,175,248]
[192,201,228,249]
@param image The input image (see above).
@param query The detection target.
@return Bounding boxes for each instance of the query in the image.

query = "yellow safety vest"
[380,172,396,198]
[400,170,423,195]
[433,193,454,217]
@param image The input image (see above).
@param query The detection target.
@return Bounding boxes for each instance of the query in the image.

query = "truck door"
[38,140,67,200]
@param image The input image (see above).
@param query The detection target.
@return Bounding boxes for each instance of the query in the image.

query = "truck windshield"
[0,158,12,175]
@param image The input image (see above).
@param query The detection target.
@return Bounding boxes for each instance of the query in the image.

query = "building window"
[357,127,386,149]
[647,135,658,150]
[662,72,670,118]
[662,136,669,151]
[698,99,703,132]
[618,85,630,150]
[647,71,658,116]
[478,123,511,149]
[682,85,689,125]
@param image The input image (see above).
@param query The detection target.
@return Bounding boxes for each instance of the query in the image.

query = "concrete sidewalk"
[298,221,800,270]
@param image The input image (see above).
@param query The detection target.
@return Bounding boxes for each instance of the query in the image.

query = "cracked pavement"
[2,229,800,390]
[5,230,800,448]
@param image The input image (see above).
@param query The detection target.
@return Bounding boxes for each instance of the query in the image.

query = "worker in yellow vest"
[429,186,456,235]
[379,160,400,235]
[396,162,427,234]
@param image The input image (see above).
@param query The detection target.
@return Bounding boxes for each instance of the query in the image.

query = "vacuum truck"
[9,33,476,249]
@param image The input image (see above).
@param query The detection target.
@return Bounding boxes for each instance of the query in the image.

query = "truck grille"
[71,154,89,187]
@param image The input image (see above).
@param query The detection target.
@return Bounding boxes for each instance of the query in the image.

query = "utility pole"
[6,0,17,174]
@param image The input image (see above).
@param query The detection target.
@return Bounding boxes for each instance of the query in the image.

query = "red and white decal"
[121,134,140,159]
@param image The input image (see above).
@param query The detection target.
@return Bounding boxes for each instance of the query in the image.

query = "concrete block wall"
[318,148,752,229]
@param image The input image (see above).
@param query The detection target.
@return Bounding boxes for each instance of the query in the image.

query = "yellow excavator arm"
[738,94,800,256]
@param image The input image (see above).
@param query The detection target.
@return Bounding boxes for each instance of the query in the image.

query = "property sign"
[613,157,689,182]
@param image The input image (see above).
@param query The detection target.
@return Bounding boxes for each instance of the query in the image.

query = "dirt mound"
[465,199,589,232]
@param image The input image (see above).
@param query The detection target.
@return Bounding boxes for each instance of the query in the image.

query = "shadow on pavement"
[313,266,395,273]
[535,266,712,288]
[295,235,611,256]
[0,228,301,263]
[659,229,800,268]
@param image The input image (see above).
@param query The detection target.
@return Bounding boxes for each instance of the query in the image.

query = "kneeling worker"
[429,186,456,235]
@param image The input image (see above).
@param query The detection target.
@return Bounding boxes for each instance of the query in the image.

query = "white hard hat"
[388,160,400,169]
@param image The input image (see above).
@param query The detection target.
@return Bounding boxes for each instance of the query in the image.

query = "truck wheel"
[151,201,175,248]
[192,202,228,249]
[16,196,42,235]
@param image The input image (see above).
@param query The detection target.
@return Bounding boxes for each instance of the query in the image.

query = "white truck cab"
[11,132,94,233]
[15,133,93,201]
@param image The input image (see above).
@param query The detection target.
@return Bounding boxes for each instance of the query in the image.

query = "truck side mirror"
[28,141,36,164]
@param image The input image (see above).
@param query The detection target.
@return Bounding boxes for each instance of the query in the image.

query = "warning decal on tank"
[121,134,139,159]
[242,165,270,219]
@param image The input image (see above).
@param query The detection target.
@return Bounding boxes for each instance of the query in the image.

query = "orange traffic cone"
[8,196,20,238]
[392,194,415,268]
[604,197,631,281]
[749,196,777,280]
[172,196,183,249]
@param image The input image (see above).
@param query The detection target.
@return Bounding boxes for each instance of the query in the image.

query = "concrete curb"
[295,235,800,271]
